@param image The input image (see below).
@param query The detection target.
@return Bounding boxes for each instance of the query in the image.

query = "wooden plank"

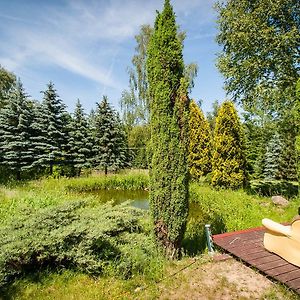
[275,270,300,283]
[285,278,300,291]
[265,264,299,277]
[213,227,300,294]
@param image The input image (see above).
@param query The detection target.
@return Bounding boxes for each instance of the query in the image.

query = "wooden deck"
[213,227,300,294]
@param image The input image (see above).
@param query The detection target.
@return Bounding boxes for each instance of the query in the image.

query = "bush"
[211,101,247,189]
[0,200,161,289]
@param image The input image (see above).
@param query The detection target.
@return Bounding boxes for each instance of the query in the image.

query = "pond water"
[77,189,201,215]
[78,189,149,210]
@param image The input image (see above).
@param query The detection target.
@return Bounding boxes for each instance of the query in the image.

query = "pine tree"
[188,100,211,179]
[212,101,247,188]
[147,0,189,255]
[68,100,93,175]
[0,81,34,179]
[93,96,128,175]
[263,132,282,180]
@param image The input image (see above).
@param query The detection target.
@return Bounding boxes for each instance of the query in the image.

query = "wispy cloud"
[0,0,219,109]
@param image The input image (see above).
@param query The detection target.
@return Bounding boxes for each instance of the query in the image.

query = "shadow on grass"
[183,202,226,256]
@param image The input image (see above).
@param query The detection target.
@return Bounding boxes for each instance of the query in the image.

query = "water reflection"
[78,189,149,210]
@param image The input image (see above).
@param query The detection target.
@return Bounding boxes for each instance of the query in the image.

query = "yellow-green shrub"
[211,101,246,188]
[188,100,212,179]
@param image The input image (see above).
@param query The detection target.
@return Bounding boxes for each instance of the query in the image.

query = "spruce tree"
[0,81,34,179]
[32,82,68,174]
[212,101,246,188]
[188,100,212,179]
[263,132,282,180]
[68,100,93,175]
[93,96,128,175]
[147,0,189,255]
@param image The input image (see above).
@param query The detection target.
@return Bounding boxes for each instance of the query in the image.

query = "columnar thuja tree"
[147,0,189,255]
[212,101,246,188]
[188,100,212,179]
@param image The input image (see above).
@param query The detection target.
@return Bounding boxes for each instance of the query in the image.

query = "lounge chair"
[262,218,300,267]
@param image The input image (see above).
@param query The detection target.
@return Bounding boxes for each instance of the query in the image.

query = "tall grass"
[183,183,300,255]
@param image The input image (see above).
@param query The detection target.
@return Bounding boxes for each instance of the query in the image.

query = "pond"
[78,189,150,210]
[76,189,201,215]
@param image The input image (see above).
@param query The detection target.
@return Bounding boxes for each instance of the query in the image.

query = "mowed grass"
[0,171,299,299]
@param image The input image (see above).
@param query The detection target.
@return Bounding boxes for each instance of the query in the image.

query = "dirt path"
[156,255,298,300]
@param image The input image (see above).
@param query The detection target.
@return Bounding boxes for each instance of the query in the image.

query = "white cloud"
[0,0,216,95]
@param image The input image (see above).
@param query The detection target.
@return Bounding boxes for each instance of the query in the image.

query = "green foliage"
[127,125,150,169]
[216,0,300,115]
[0,200,161,289]
[147,0,189,254]
[250,180,299,198]
[188,183,300,238]
[31,82,69,174]
[0,65,16,109]
[263,132,282,180]
[0,81,35,179]
[188,100,212,179]
[93,96,128,174]
[68,100,94,174]
[296,78,300,182]
[65,172,149,192]
[212,101,247,188]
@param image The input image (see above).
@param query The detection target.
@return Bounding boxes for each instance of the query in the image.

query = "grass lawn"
[0,170,299,299]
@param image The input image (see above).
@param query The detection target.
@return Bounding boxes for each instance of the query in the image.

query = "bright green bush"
[211,101,247,189]
[188,100,212,179]
[0,200,161,289]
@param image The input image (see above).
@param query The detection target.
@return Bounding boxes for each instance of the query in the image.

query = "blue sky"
[0,0,226,114]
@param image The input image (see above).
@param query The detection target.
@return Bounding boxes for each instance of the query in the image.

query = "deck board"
[213,227,300,294]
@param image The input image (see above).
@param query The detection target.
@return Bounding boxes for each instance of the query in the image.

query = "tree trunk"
[104,166,108,176]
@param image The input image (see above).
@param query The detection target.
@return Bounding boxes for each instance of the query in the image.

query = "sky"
[0,0,227,114]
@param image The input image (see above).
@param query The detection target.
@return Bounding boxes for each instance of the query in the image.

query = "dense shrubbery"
[0,200,162,290]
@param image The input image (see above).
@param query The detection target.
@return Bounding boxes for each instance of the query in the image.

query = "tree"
[295,78,300,182]
[32,82,69,174]
[212,101,247,188]
[263,132,282,180]
[216,0,300,115]
[0,65,16,109]
[147,0,189,256]
[0,81,34,179]
[188,100,212,179]
[127,124,150,169]
[93,96,128,175]
[68,100,94,175]
[120,24,197,128]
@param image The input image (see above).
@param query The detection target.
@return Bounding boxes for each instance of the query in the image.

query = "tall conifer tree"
[93,96,128,175]
[0,81,34,179]
[147,0,189,255]
[68,100,93,174]
[188,100,212,179]
[212,101,246,188]
[33,82,68,174]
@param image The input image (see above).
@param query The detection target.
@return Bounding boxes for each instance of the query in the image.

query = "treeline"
[0,72,128,181]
